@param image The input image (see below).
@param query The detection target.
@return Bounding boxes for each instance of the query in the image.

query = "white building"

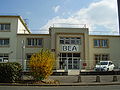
[0,15,120,75]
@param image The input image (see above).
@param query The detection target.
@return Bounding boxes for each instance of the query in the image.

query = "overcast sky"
[0,0,118,34]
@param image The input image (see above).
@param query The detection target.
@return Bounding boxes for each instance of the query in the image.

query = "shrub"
[0,62,22,83]
[29,49,55,81]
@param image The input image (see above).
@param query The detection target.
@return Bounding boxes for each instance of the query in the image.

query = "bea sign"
[62,45,79,52]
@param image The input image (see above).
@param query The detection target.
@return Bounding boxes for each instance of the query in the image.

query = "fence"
[3,59,120,72]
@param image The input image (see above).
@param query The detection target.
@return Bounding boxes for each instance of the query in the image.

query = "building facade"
[0,15,120,75]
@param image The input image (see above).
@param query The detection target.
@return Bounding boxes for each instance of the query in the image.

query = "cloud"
[41,0,118,34]
[52,5,60,13]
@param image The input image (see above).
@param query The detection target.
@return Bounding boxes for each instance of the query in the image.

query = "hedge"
[0,62,22,83]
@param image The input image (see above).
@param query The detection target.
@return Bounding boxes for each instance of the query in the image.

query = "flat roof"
[89,35,120,37]
[0,15,31,33]
[17,34,50,36]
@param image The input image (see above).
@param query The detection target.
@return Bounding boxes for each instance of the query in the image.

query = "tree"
[29,49,55,81]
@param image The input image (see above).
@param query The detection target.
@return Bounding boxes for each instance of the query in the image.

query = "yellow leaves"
[29,49,55,80]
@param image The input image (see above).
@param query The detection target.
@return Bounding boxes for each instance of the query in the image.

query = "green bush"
[0,62,22,83]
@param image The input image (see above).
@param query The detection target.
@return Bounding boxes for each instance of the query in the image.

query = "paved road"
[0,85,120,90]
[49,75,120,83]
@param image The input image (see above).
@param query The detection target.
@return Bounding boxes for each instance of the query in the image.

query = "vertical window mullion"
[101,40,103,47]
[36,39,38,46]
[74,38,76,44]
[31,39,33,46]
[72,53,73,69]
[70,38,71,44]
[3,39,4,45]
[34,39,36,46]
[98,40,100,47]
[33,39,35,46]
[4,39,6,45]
[4,24,5,30]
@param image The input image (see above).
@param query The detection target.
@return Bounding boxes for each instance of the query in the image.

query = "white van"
[94,61,115,71]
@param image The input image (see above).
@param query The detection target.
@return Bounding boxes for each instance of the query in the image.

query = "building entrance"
[59,53,80,70]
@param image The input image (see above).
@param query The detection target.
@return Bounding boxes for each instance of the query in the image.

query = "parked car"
[94,61,115,71]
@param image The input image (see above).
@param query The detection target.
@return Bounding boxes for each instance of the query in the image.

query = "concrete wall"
[0,16,18,62]
[16,34,51,64]
[49,27,89,69]
[0,16,30,63]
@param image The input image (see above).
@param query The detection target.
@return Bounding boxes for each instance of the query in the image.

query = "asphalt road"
[49,75,120,83]
[0,85,120,90]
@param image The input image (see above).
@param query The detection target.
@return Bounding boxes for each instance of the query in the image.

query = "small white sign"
[61,45,79,52]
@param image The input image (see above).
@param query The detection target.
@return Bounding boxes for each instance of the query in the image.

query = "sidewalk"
[0,75,120,86]
[49,75,120,83]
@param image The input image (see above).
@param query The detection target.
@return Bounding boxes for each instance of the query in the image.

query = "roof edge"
[0,15,31,33]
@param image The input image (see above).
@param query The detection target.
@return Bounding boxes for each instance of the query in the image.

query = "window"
[0,24,10,31]
[94,40,100,47]
[60,37,81,45]
[102,40,108,47]
[59,53,80,69]
[94,39,108,48]
[94,54,110,64]
[27,38,42,47]
[65,38,70,44]
[0,53,9,62]
[0,39,9,46]
[71,38,76,44]
[76,37,81,44]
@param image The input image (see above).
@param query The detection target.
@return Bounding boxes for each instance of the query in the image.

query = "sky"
[0,0,119,34]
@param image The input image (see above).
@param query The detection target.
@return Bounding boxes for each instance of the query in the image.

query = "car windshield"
[97,62,108,65]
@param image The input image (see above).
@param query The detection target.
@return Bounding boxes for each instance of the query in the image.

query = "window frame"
[101,39,108,47]
[0,38,10,47]
[94,39,100,47]
[59,53,81,69]
[60,37,81,45]
[93,39,109,48]
[0,23,10,31]
[94,54,110,64]
[0,53,9,63]
[27,38,43,47]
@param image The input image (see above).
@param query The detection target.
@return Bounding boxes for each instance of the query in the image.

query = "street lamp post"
[78,59,82,82]
[22,40,25,71]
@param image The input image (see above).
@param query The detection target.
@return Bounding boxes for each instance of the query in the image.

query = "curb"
[0,82,120,86]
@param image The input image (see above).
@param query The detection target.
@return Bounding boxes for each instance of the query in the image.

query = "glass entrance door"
[59,53,80,70]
